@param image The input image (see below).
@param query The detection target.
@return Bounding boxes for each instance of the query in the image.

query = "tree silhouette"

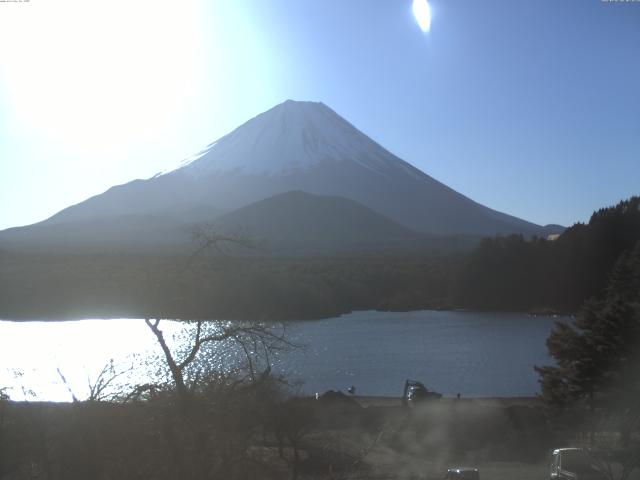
[456,196,640,313]
[536,241,640,437]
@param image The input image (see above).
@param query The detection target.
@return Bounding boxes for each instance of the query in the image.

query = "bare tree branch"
[145,317,297,412]
[185,225,266,271]
[86,358,136,402]
[57,368,78,403]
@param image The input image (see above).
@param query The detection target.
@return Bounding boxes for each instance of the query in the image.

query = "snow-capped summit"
[178,100,419,179]
[8,100,557,241]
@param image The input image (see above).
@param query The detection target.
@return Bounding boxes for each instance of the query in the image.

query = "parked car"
[445,467,480,480]
[550,448,604,480]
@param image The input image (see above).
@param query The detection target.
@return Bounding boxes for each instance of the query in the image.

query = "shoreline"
[350,395,543,408]
[0,307,574,323]
[2,395,544,408]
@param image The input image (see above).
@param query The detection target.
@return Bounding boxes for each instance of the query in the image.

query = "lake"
[0,310,565,401]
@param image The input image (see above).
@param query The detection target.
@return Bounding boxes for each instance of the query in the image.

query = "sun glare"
[412,0,432,33]
[0,0,204,155]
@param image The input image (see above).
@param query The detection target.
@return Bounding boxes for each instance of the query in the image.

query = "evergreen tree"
[456,196,640,312]
[536,242,640,419]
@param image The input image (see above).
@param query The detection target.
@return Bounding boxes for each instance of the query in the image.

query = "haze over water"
[0,310,560,402]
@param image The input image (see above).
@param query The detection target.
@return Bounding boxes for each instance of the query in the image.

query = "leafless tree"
[144,318,294,411]
[56,359,136,403]
[86,358,136,402]
[145,225,290,403]
[186,224,267,268]
[138,227,300,479]
[56,368,78,403]
[589,446,640,480]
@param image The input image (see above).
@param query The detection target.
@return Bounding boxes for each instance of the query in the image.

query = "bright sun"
[0,0,203,155]
[412,0,432,33]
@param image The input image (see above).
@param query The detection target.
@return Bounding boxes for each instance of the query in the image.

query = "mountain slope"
[0,214,192,253]
[3,100,561,250]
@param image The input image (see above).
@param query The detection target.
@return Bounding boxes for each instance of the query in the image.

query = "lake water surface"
[0,310,565,401]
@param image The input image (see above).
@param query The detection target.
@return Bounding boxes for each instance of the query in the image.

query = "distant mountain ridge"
[1,100,562,253]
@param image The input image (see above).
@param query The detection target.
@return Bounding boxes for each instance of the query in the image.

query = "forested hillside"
[2,197,638,320]
[0,253,458,321]
[455,197,640,312]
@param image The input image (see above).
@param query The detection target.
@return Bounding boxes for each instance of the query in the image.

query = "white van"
[550,448,604,480]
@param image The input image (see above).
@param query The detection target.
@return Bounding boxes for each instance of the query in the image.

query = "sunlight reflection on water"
[0,319,218,401]
[0,311,563,401]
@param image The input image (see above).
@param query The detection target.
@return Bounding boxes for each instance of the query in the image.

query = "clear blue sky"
[0,0,638,230]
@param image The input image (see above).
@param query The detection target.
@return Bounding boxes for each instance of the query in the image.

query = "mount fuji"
[1,100,560,253]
